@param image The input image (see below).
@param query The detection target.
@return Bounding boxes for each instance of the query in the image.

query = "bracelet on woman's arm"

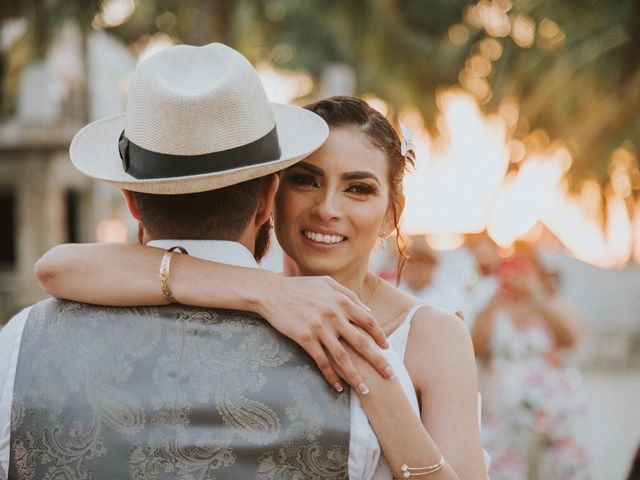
[395,456,446,478]
[159,246,189,303]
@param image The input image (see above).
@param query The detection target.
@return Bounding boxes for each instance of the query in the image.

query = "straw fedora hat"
[70,43,329,194]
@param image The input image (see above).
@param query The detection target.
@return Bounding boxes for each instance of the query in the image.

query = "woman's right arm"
[37,243,283,309]
[35,243,394,391]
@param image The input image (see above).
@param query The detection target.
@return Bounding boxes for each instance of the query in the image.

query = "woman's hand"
[259,275,393,392]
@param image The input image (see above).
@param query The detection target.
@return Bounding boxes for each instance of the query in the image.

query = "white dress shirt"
[0,305,29,475]
[0,240,410,479]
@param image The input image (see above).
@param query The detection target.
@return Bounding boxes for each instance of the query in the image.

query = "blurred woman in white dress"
[471,243,590,480]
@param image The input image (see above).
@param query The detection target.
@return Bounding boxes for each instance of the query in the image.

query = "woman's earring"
[379,233,386,249]
[268,216,274,228]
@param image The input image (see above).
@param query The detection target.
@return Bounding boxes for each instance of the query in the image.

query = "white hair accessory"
[399,122,415,158]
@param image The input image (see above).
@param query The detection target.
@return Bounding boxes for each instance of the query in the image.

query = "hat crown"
[125,43,275,155]
[69,42,329,194]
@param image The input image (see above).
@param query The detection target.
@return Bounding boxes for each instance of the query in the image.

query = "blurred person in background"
[471,241,590,480]
[400,237,439,296]
[464,233,502,327]
[401,236,472,318]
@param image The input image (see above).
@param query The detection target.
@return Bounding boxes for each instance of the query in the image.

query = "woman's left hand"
[259,275,393,393]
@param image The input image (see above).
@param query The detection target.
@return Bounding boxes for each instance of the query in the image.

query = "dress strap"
[388,304,427,361]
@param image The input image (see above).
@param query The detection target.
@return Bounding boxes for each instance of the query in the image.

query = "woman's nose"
[311,191,341,222]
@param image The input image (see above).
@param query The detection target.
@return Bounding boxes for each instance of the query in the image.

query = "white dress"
[479,310,590,479]
[349,304,490,479]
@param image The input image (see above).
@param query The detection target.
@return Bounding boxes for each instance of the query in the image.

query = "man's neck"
[143,233,255,257]
[146,239,259,269]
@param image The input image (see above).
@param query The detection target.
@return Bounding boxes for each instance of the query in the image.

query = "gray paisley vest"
[9,300,350,479]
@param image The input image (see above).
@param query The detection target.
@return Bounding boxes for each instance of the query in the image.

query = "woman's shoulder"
[405,304,476,380]
[381,284,477,391]
[409,304,472,349]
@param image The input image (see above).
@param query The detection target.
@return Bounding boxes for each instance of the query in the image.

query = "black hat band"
[118,126,281,180]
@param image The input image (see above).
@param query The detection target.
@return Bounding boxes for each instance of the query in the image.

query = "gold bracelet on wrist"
[159,246,189,304]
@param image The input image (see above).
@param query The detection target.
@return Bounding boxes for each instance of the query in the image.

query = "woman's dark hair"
[304,96,415,282]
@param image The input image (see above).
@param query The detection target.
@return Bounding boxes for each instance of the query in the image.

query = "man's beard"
[254,220,272,262]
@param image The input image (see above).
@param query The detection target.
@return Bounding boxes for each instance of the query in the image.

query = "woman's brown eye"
[346,183,376,196]
[289,174,318,187]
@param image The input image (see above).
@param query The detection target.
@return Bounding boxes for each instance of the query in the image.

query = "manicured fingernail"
[358,383,370,395]
[384,366,395,378]
[334,383,344,393]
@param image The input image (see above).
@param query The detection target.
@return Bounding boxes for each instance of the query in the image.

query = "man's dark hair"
[131,176,268,241]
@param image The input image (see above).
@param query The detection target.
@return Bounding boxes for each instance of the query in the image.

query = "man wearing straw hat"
[0,43,365,479]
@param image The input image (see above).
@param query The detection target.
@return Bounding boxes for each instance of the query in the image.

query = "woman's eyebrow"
[293,162,324,176]
[341,171,381,185]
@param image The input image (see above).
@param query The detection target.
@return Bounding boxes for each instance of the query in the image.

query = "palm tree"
[3,0,638,184]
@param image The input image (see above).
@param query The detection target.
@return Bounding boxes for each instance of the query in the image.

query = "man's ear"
[122,189,142,221]
[255,174,280,226]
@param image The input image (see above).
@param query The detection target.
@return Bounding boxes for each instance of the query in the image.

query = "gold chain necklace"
[364,276,382,307]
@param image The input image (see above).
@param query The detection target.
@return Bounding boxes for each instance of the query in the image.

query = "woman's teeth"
[303,231,346,244]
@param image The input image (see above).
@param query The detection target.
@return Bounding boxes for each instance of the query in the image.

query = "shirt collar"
[147,240,259,269]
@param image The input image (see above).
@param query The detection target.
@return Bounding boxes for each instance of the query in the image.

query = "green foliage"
[2,0,639,182]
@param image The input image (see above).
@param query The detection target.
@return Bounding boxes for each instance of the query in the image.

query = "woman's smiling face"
[274,126,393,279]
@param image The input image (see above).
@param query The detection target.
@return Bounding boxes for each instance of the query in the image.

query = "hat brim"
[69,103,329,194]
